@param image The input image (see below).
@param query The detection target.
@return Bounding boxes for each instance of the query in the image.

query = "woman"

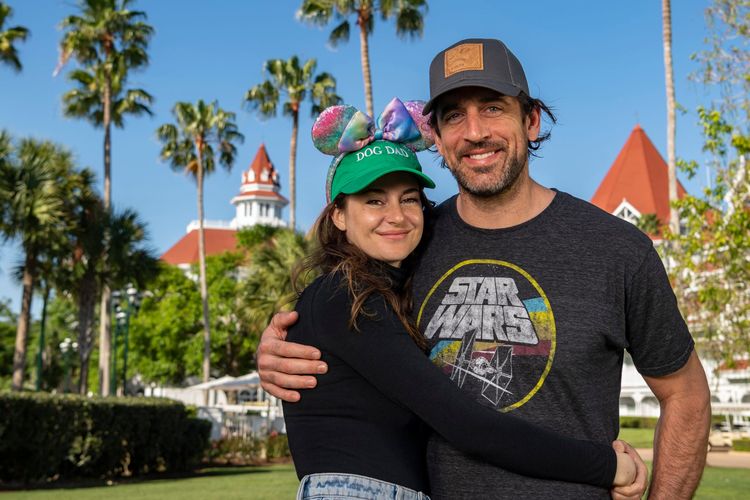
[284,98,642,500]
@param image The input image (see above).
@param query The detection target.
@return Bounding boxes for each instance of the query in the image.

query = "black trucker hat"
[423,38,529,115]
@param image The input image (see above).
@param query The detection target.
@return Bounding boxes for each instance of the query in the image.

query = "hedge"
[619,416,659,429]
[205,434,290,465]
[0,392,210,483]
[733,438,750,452]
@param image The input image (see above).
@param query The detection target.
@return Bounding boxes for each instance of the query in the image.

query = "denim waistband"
[297,472,430,500]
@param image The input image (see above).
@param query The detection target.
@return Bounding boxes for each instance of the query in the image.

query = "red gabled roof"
[591,125,687,224]
[241,144,280,188]
[161,228,238,265]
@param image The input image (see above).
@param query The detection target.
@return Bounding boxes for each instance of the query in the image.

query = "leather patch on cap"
[444,43,484,77]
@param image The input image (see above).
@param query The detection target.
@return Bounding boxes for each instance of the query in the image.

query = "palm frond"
[296,0,335,25]
[245,80,280,118]
[327,20,350,47]
[0,2,29,72]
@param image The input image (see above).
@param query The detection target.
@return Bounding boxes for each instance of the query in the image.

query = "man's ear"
[526,106,541,142]
[331,206,346,232]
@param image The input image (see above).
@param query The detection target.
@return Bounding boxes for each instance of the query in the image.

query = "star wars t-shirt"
[413,191,694,499]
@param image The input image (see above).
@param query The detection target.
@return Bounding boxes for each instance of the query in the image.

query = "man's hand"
[611,440,648,499]
[644,350,711,499]
[257,311,328,402]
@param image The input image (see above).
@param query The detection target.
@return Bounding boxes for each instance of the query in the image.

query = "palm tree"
[57,0,153,396]
[156,100,244,391]
[0,2,28,73]
[0,133,75,391]
[297,0,427,117]
[239,228,314,343]
[245,56,341,229]
[662,0,679,236]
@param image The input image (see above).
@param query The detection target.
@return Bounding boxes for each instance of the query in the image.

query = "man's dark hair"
[428,92,557,158]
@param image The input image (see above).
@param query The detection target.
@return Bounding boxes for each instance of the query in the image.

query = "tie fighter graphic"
[448,329,514,407]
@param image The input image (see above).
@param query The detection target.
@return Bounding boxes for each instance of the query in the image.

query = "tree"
[58,190,159,394]
[0,133,76,390]
[245,56,341,229]
[635,213,661,236]
[662,0,680,235]
[0,1,28,72]
[129,264,202,384]
[238,227,314,334]
[130,254,258,385]
[156,100,244,391]
[0,298,17,386]
[57,0,154,396]
[297,0,427,118]
[664,0,750,364]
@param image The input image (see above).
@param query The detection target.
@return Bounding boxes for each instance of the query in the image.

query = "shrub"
[0,392,210,483]
[204,434,290,465]
[266,433,290,459]
[732,438,750,452]
[619,416,659,429]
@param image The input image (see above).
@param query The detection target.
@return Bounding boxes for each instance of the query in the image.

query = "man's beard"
[442,141,527,198]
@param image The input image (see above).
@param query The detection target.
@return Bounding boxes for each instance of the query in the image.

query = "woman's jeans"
[297,472,431,500]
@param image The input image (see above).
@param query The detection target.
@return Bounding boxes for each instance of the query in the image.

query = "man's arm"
[256,311,328,402]
[643,350,711,499]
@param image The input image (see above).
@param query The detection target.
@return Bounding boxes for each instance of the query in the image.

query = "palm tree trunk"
[196,140,212,404]
[289,109,299,230]
[663,0,679,235]
[11,253,35,391]
[98,75,113,396]
[358,12,374,117]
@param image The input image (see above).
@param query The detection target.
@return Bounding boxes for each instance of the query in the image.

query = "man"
[258,38,710,499]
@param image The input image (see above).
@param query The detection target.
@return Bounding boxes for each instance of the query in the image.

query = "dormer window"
[613,199,641,225]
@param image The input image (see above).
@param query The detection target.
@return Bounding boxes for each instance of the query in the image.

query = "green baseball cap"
[327,140,435,202]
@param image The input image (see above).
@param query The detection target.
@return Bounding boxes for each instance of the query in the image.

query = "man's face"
[433,87,541,197]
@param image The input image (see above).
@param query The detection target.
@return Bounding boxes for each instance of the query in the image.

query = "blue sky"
[0,0,718,311]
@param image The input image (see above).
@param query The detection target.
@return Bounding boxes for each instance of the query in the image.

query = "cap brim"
[423,79,524,115]
[338,166,436,196]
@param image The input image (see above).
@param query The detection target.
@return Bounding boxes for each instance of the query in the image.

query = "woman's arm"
[311,286,624,489]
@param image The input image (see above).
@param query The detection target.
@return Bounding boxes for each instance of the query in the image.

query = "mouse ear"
[312,105,374,156]
[400,100,434,152]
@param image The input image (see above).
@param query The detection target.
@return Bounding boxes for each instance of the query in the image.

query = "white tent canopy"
[209,372,260,391]
[187,372,261,392]
[189,375,237,390]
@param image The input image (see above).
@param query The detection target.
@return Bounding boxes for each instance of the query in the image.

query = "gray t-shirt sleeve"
[625,246,694,377]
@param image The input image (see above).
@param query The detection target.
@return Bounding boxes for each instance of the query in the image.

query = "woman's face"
[332,171,424,267]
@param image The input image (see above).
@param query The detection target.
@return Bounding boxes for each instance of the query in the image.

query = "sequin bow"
[312,97,434,156]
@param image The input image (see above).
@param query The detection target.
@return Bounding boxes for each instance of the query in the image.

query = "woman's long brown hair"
[294,192,433,350]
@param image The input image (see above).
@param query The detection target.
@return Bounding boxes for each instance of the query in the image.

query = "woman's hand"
[611,440,649,499]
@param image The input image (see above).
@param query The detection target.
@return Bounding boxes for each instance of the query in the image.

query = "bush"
[733,438,750,452]
[0,392,210,483]
[266,433,290,459]
[205,434,290,465]
[620,416,659,429]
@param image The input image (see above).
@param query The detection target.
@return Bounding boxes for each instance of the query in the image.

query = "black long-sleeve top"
[283,267,617,493]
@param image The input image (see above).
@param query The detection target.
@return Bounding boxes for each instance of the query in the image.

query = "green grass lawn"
[2,460,748,499]
[1,465,299,500]
[617,427,655,448]
[697,465,750,500]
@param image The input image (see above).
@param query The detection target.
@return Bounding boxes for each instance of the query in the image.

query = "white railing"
[186,220,234,232]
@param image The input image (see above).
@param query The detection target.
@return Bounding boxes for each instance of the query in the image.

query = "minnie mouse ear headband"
[312,97,436,203]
